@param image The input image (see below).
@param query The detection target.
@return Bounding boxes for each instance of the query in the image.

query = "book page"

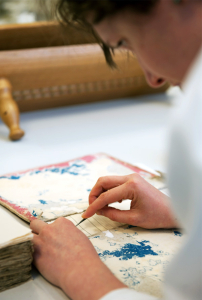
[65,213,124,237]
[89,225,184,298]
[0,206,32,249]
[0,153,163,222]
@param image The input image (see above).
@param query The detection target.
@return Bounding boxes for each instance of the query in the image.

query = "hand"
[30,218,125,300]
[82,174,179,229]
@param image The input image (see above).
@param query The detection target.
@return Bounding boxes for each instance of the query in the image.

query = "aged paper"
[0,206,32,249]
[0,153,163,222]
[66,213,124,237]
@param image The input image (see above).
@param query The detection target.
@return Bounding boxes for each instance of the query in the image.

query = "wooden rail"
[0,44,168,112]
[0,21,96,51]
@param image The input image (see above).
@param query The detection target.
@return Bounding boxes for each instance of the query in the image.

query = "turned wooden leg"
[0,78,24,141]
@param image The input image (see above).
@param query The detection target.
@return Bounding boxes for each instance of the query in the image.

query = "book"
[0,206,33,292]
[0,153,163,223]
[0,206,124,293]
[0,207,183,297]
[0,153,170,294]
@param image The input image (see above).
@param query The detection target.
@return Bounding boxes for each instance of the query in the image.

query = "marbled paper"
[0,153,163,222]
[89,225,183,298]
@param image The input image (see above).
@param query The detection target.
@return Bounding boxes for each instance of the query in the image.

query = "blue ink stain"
[109,242,116,246]
[30,170,41,175]
[0,175,21,180]
[1,161,88,180]
[39,199,47,205]
[127,225,137,229]
[50,168,60,173]
[32,210,37,217]
[99,241,158,260]
[174,230,182,236]
[87,189,91,192]
[10,175,21,180]
[119,267,141,286]
[59,163,86,176]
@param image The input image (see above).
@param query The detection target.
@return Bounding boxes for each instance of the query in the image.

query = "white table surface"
[0,87,182,299]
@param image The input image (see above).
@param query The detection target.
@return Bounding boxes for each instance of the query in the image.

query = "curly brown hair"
[56,0,159,67]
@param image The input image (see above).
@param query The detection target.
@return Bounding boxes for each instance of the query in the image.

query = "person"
[30,1,202,299]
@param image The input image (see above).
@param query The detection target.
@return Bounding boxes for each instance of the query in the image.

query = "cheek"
[134,42,181,82]
[136,47,167,77]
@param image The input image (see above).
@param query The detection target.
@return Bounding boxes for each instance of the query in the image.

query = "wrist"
[61,258,126,300]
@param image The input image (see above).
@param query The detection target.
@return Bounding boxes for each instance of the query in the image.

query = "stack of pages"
[0,206,33,292]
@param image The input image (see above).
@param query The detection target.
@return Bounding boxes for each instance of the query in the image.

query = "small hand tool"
[76,218,87,227]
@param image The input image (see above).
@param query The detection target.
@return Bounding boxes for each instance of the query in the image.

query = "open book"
[0,206,124,292]
[1,205,183,297]
[0,153,167,293]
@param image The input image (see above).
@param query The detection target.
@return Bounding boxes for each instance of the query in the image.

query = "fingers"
[83,181,137,218]
[32,233,44,271]
[30,219,47,234]
[89,175,129,205]
[97,207,138,225]
[32,233,41,254]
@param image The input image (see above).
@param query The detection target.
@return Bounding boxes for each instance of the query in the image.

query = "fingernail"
[81,213,86,218]
[96,210,102,216]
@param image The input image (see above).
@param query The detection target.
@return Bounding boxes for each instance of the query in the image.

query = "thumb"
[97,207,139,225]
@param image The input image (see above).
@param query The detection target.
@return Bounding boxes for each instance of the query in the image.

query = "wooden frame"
[0,22,168,112]
[0,21,96,51]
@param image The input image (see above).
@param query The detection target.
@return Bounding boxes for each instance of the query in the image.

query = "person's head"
[57,0,202,87]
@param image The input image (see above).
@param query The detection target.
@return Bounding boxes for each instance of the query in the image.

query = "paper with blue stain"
[64,213,183,298]
[0,153,163,222]
[89,225,184,298]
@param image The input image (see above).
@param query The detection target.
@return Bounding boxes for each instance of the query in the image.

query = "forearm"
[61,258,126,300]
